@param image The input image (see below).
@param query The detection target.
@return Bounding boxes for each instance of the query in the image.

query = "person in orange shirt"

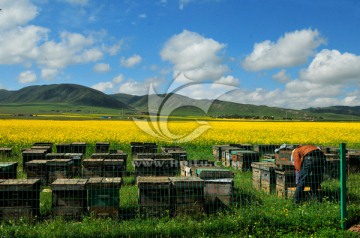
[291,145,326,204]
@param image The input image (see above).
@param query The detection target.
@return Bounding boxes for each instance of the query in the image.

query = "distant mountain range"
[0,83,359,120]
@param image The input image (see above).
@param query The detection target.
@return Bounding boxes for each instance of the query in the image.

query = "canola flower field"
[0,119,359,148]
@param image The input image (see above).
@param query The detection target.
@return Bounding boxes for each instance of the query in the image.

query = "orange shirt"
[292,145,321,171]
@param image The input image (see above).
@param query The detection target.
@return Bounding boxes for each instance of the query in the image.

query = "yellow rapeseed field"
[0,119,359,148]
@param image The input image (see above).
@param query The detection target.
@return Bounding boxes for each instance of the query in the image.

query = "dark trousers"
[294,152,325,204]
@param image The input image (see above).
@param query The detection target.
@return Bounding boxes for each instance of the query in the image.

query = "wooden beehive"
[230,144,254,151]
[64,153,83,177]
[212,145,228,161]
[22,149,47,172]
[31,145,52,154]
[154,158,179,176]
[109,153,127,173]
[46,159,74,184]
[26,160,48,186]
[169,177,205,217]
[87,177,121,218]
[167,149,187,161]
[254,144,280,155]
[180,160,216,177]
[45,153,65,160]
[195,168,234,180]
[0,179,41,220]
[95,142,110,153]
[275,149,293,167]
[71,142,86,154]
[133,159,154,177]
[231,150,260,171]
[82,159,103,178]
[91,153,110,159]
[0,148,12,158]
[56,143,72,153]
[275,169,296,198]
[130,142,158,158]
[222,146,241,165]
[103,159,124,177]
[251,162,275,192]
[137,176,170,218]
[0,162,18,179]
[51,178,88,218]
[204,178,234,212]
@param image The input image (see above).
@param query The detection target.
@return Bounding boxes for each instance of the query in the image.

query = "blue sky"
[0,0,360,109]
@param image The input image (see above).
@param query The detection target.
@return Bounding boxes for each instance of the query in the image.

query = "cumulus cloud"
[0,0,38,30]
[243,29,325,71]
[18,70,37,84]
[120,54,142,68]
[300,49,360,84]
[118,77,165,95]
[91,74,125,93]
[41,68,59,80]
[93,63,110,73]
[272,70,292,83]
[160,30,229,82]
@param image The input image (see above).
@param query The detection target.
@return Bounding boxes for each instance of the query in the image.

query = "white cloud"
[120,54,142,68]
[243,29,325,71]
[92,82,113,92]
[0,0,38,30]
[112,74,125,84]
[18,70,37,84]
[105,40,123,56]
[63,0,89,6]
[160,30,229,82]
[179,0,192,9]
[300,49,360,84]
[117,78,164,95]
[41,68,59,80]
[93,63,110,73]
[214,75,239,86]
[138,14,147,18]
[272,70,291,83]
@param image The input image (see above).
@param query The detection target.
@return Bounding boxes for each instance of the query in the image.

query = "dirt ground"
[349,224,360,233]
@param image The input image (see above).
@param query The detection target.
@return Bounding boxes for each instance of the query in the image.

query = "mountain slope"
[304,106,360,117]
[0,84,130,109]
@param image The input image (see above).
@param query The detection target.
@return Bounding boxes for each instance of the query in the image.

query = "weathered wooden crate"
[196,168,234,179]
[131,142,158,157]
[0,162,18,179]
[56,143,72,153]
[0,148,12,158]
[137,176,170,217]
[95,142,110,153]
[204,178,234,210]
[64,153,83,177]
[254,144,280,155]
[275,149,293,167]
[251,162,276,191]
[0,179,41,220]
[45,153,65,160]
[71,142,86,154]
[103,159,124,177]
[51,178,88,218]
[261,164,276,194]
[212,145,228,161]
[169,177,205,217]
[87,177,121,218]
[22,149,47,172]
[83,159,103,178]
[46,159,74,184]
[251,162,263,190]
[276,169,296,197]
[31,145,52,154]
[26,160,48,186]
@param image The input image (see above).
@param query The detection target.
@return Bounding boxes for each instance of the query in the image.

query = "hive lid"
[169,176,204,187]
[195,168,234,179]
[51,178,88,190]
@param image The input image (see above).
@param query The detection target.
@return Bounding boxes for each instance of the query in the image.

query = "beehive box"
[286,186,312,199]
[254,144,280,155]
[26,160,48,186]
[71,142,86,154]
[22,149,47,172]
[251,162,275,191]
[134,159,154,177]
[230,144,254,151]
[166,149,187,161]
[263,154,276,163]
[95,142,110,153]
[212,145,228,161]
[222,146,242,164]
[103,159,124,177]
[87,177,121,218]
[231,150,260,171]
[276,169,296,197]
[131,142,158,157]
[180,160,216,177]
[0,179,41,220]
[161,145,183,152]
[196,168,234,180]
[109,153,127,173]
[169,177,205,217]
[275,149,293,167]
[0,162,18,179]
[46,159,74,184]
[260,164,276,194]
[64,153,83,177]
[204,178,234,211]
[56,143,72,153]
[137,176,170,217]
[83,159,103,178]
[31,145,52,154]
[45,153,65,160]
[0,148,12,158]
[51,178,88,218]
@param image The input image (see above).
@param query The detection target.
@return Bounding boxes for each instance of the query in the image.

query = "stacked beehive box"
[180,160,215,177]
[64,153,83,177]
[169,177,205,217]
[275,169,296,198]
[251,162,276,193]
[231,150,260,171]
[87,177,121,218]
[22,149,47,172]
[161,146,188,161]
[0,162,18,179]
[0,179,41,220]
[95,142,110,153]
[83,159,104,178]
[71,142,86,154]
[134,153,178,177]
[131,142,158,158]
[137,176,171,218]
[0,148,12,158]
[56,143,72,153]
[253,144,280,155]
[51,178,88,218]
[26,160,48,185]
[47,159,74,184]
